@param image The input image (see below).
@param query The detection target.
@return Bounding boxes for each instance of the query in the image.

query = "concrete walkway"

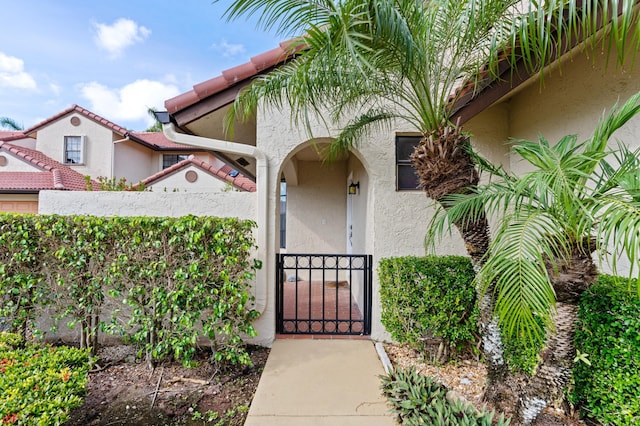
[244,339,397,425]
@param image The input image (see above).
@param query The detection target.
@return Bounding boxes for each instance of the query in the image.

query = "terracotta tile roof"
[0,131,27,142]
[0,141,93,191]
[128,131,199,151]
[24,105,129,136]
[165,39,304,113]
[139,155,256,192]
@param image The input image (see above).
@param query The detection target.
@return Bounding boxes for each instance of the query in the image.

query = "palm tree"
[430,92,640,424]
[145,107,163,132]
[0,117,23,131]
[220,0,640,406]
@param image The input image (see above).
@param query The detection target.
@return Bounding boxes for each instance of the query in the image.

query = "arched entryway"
[275,141,372,335]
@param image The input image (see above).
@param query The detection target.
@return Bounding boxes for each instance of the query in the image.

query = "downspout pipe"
[160,122,268,315]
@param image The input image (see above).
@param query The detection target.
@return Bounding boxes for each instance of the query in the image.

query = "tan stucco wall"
[466,101,512,172]
[113,140,156,184]
[3,137,36,149]
[34,112,115,179]
[286,160,347,254]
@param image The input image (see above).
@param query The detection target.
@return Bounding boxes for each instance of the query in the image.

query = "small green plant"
[380,367,510,425]
[0,340,91,425]
[86,176,146,191]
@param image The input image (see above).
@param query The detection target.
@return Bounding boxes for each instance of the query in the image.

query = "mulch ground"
[65,344,269,426]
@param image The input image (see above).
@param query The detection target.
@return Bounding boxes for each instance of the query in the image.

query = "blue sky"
[1,1,283,131]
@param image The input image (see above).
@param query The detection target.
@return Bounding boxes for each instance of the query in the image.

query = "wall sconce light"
[348,182,360,195]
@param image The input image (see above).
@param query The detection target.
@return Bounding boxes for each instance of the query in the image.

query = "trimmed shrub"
[0,332,91,425]
[0,215,50,339]
[573,275,640,426]
[379,256,478,359]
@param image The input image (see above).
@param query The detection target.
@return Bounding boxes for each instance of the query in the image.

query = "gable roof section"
[165,40,304,125]
[24,104,129,137]
[0,131,27,142]
[140,155,256,192]
[0,141,91,191]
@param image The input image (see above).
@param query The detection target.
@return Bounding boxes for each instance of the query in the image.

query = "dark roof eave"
[171,79,254,128]
[0,189,41,194]
[125,133,199,152]
[451,58,533,125]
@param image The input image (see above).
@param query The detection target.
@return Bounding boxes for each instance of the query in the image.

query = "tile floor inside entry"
[280,280,364,335]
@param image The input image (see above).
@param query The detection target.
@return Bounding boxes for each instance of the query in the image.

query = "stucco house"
[0,106,255,212]
[154,31,640,345]
[0,140,90,213]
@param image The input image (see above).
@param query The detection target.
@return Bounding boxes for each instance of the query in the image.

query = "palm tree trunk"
[412,123,510,402]
[452,213,515,412]
[517,248,597,425]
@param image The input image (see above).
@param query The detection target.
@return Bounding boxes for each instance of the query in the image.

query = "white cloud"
[49,83,61,95]
[79,79,180,127]
[0,52,37,90]
[94,18,151,58]
[211,39,246,58]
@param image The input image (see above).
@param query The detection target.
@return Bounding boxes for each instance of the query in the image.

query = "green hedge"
[573,275,640,426]
[379,256,478,358]
[0,214,259,367]
[0,332,91,426]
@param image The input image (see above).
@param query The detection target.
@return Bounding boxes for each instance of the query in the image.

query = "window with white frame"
[63,136,84,165]
[395,135,421,191]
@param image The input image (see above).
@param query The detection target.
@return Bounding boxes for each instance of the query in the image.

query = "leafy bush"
[0,332,91,425]
[0,215,51,339]
[379,256,478,359]
[572,275,640,426]
[0,214,259,367]
[381,367,510,425]
[500,319,544,376]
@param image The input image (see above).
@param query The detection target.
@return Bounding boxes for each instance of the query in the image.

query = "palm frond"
[478,211,565,343]
[592,192,640,277]
[219,0,334,36]
[511,0,640,76]
[327,108,398,160]
[0,117,23,131]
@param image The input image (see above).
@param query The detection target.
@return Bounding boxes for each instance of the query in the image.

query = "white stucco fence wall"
[38,190,256,219]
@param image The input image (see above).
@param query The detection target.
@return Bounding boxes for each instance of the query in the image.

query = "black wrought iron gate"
[276,253,372,335]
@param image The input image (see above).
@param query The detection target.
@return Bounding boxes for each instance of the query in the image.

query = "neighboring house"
[0,106,254,212]
[140,155,256,193]
[0,141,90,213]
[160,34,640,345]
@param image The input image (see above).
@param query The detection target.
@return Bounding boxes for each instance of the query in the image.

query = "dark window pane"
[396,136,421,163]
[163,154,189,169]
[397,164,421,191]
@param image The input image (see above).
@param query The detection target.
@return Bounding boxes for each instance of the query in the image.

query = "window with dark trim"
[395,135,421,191]
[162,154,189,169]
